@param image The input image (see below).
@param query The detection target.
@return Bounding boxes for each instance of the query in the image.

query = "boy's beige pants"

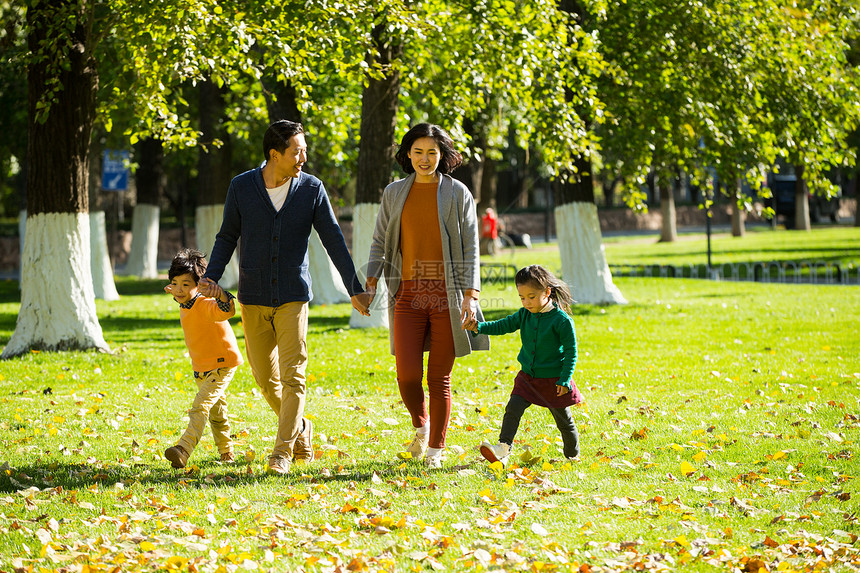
[240,301,308,460]
[177,366,237,455]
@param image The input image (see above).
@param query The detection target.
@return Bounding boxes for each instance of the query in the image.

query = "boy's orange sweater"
[180,297,243,373]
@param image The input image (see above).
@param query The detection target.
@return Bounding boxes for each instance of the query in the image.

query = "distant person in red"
[481,207,500,255]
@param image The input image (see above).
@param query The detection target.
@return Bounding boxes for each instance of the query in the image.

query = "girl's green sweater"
[476,305,577,387]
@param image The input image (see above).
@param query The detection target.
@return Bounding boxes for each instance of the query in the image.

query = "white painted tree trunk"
[17,209,26,288]
[89,211,120,301]
[195,204,238,290]
[2,212,109,358]
[555,202,627,305]
[125,203,160,278]
[307,229,350,305]
[350,202,389,328]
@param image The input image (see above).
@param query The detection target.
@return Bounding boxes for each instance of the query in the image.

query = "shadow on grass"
[115,278,168,296]
[99,315,181,334]
[0,457,488,493]
[0,279,20,304]
[0,278,171,302]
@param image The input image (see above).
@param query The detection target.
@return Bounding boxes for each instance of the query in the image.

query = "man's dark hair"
[263,120,305,160]
[169,248,207,282]
[394,123,463,175]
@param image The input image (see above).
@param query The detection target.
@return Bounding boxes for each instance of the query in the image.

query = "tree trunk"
[4,0,108,358]
[351,21,402,329]
[602,176,618,208]
[125,137,163,277]
[17,210,25,285]
[553,0,624,304]
[855,172,860,227]
[478,156,498,212]
[86,137,119,298]
[452,115,485,203]
[794,164,811,231]
[262,77,302,124]
[555,155,627,304]
[90,211,120,300]
[731,180,746,237]
[658,180,677,243]
[197,79,239,289]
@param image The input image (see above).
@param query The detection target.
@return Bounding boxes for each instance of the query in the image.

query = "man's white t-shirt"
[267,179,292,211]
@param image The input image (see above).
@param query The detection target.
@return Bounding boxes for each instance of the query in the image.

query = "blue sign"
[102,150,130,191]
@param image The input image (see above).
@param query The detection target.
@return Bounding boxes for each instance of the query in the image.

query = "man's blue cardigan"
[204,167,363,307]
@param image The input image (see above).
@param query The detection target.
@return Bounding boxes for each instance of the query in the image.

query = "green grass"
[483,226,860,272]
[1,240,859,571]
[604,225,860,267]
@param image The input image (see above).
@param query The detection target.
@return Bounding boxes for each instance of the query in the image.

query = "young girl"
[463,265,583,464]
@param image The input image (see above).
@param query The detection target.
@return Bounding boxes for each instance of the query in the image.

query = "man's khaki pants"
[177,366,237,456]
[241,301,308,460]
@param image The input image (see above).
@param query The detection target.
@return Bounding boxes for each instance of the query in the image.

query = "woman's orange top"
[400,181,444,281]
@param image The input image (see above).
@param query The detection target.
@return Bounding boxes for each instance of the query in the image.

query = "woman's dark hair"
[515,264,574,314]
[263,120,305,160]
[169,248,207,283]
[394,123,463,174]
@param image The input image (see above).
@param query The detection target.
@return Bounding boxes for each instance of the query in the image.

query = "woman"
[365,123,489,468]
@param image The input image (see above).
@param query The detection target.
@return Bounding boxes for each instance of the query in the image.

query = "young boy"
[163,248,243,468]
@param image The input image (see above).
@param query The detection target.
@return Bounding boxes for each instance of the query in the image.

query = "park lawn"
[484,225,860,273]
[0,267,859,571]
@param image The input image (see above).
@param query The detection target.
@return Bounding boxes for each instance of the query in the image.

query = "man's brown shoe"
[293,417,314,462]
[220,451,235,463]
[165,445,189,469]
[267,455,291,475]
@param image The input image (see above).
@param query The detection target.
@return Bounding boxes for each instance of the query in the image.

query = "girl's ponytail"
[548,282,573,315]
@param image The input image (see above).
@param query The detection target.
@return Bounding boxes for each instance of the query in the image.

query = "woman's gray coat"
[366,173,490,357]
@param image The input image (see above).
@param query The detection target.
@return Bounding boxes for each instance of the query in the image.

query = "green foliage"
[596,0,860,206]
[6,0,860,214]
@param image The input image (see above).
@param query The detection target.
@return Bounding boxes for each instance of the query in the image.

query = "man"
[200,120,371,475]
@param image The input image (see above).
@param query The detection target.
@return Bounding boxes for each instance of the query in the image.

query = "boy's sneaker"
[424,448,443,469]
[479,441,510,465]
[267,455,291,475]
[220,451,235,463]
[293,417,314,462]
[405,430,429,460]
[164,445,189,469]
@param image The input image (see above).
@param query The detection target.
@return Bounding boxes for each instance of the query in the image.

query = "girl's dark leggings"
[499,394,580,458]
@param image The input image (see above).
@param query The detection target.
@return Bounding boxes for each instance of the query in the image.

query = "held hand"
[351,292,372,317]
[556,384,572,396]
[363,282,377,307]
[164,284,174,295]
[460,296,477,325]
[461,317,479,332]
[197,278,218,298]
